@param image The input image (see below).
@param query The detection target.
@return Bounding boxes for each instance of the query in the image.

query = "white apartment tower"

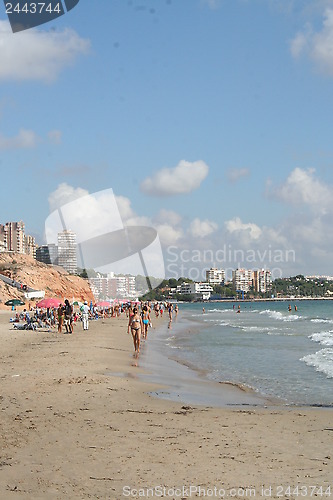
[232,268,253,292]
[57,230,77,274]
[206,268,225,285]
[253,269,272,293]
[0,221,25,253]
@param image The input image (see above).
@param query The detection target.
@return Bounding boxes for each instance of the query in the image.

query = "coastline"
[138,315,275,408]
[0,312,332,498]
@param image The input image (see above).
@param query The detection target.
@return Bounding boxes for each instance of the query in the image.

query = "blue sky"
[1,0,333,278]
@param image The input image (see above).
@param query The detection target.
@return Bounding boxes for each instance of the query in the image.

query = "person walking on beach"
[141,305,151,340]
[64,299,73,334]
[168,303,173,321]
[57,304,64,333]
[82,300,90,330]
[128,307,142,356]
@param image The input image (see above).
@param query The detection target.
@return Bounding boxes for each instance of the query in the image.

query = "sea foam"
[309,331,333,347]
[259,309,300,322]
[301,348,333,378]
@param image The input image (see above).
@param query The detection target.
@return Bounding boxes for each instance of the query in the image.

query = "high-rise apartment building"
[57,230,77,274]
[25,234,36,258]
[36,244,58,265]
[232,268,253,292]
[253,269,272,293]
[206,267,225,285]
[88,273,137,299]
[0,221,25,253]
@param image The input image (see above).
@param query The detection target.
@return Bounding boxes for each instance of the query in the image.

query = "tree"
[79,268,88,279]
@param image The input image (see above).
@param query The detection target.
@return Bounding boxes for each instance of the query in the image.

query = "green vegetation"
[139,277,194,301]
[272,275,333,298]
[212,283,237,298]
[79,268,89,279]
[140,274,333,302]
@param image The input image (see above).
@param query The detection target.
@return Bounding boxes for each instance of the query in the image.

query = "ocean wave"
[241,325,277,333]
[206,309,230,313]
[301,348,333,378]
[259,309,301,322]
[309,331,333,347]
[310,318,333,324]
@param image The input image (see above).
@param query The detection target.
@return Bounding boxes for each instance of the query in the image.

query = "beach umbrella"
[36,298,62,308]
[5,299,25,307]
[96,301,112,308]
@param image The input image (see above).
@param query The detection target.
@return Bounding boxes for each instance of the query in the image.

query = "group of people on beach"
[127,302,178,357]
[10,298,180,357]
[11,299,129,333]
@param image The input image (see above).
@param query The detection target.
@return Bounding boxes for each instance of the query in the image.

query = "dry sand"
[0,311,332,500]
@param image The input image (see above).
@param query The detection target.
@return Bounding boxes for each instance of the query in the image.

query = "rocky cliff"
[0,253,94,309]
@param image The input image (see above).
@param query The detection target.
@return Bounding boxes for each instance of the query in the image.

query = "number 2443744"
[5,3,62,14]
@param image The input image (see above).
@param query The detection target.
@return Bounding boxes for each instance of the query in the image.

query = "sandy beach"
[0,311,332,500]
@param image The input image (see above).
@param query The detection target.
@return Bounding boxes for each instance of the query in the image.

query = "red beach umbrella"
[96,301,112,308]
[36,298,62,308]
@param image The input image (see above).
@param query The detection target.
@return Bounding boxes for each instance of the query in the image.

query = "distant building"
[177,282,213,300]
[206,268,225,285]
[36,244,58,265]
[25,234,36,258]
[232,268,253,293]
[89,273,137,299]
[0,221,25,253]
[253,269,272,293]
[57,230,77,274]
[0,221,36,257]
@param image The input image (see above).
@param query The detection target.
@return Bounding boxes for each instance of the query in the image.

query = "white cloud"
[114,195,135,221]
[48,130,62,145]
[189,218,218,238]
[290,8,333,75]
[226,167,250,183]
[48,183,89,212]
[0,21,90,82]
[0,128,65,150]
[154,209,182,226]
[290,31,309,58]
[225,217,262,240]
[272,167,332,213]
[0,128,40,150]
[140,160,209,196]
[155,224,183,245]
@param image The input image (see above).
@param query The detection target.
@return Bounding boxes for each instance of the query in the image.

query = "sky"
[1,0,333,280]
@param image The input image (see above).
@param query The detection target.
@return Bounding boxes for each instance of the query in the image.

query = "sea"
[141,300,333,407]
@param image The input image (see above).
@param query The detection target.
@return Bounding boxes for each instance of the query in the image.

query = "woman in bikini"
[128,307,142,356]
[141,305,151,340]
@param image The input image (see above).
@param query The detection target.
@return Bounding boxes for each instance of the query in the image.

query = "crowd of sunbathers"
[10,300,141,333]
[10,300,179,347]
[10,309,52,331]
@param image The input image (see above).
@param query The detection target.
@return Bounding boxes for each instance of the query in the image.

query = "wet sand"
[0,311,332,499]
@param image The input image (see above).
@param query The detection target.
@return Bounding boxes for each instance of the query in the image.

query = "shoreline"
[137,315,276,409]
[187,296,333,303]
[0,312,332,498]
